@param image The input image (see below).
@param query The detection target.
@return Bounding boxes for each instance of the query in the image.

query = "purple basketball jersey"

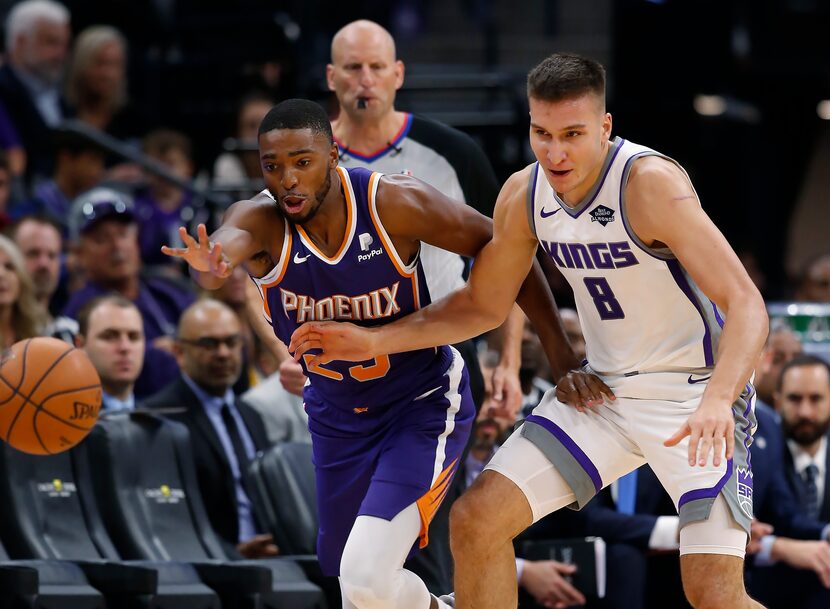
[252,166,450,416]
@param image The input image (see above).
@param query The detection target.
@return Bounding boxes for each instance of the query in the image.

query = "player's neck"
[333,110,406,155]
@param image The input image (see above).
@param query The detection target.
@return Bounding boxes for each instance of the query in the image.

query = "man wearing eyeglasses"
[142,298,277,559]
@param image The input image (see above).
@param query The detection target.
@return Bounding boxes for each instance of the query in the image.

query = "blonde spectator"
[65,25,127,132]
[0,234,46,348]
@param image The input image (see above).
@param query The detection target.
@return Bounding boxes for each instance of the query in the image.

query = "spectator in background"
[208,264,260,395]
[0,100,26,180]
[10,215,77,341]
[143,299,277,558]
[75,294,143,412]
[65,25,126,134]
[0,153,14,230]
[241,333,310,445]
[65,24,145,183]
[0,0,71,183]
[212,92,273,196]
[0,234,45,348]
[755,325,804,410]
[12,128,105,233]
[796,254,830,303]
[749,355,830,609]
[134,129,201,270]
[63,187,193,396]
[518,318,555,418]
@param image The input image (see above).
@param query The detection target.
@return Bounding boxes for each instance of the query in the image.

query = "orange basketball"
[0,337,102,455]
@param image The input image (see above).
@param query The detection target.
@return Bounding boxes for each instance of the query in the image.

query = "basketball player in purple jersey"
[291,55,770,609]
[163,99,609,609]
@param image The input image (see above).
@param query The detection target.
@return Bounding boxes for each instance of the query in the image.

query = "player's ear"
[602,112,612,142]
[394,59,405,91]
[74,334,85,349]
[330,143,339,166]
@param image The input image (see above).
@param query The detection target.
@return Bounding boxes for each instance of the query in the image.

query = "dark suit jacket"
[0,65,67,182]
[142,376,270,550]
[782,423,830,523]
[751,401,826,539]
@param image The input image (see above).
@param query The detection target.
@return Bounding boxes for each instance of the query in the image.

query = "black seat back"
[248,443,318,555]
[0,442,120,561]
[86,413,228,561]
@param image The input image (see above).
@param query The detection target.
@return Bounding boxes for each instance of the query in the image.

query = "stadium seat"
[0,536,103,609]
[0,440,220,609]
[248,442,319,556]
[247,442,343,607]
[86,412,326,609]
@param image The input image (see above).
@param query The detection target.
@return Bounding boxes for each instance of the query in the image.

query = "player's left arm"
[625,157,768,467]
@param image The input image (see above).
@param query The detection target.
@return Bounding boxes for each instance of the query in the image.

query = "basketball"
[0,337,102,455]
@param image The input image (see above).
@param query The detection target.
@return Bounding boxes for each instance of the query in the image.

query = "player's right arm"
[162,195,280,290]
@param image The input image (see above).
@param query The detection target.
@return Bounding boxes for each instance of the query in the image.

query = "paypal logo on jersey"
[357,232,383,263]
[540,240,639,270]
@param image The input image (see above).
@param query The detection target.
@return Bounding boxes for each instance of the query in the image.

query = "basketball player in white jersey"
[290,53,769,608]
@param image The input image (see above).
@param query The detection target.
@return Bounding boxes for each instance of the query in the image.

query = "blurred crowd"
[0,2,829,609]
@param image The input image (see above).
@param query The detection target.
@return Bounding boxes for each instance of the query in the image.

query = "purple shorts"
[306,347,474,576]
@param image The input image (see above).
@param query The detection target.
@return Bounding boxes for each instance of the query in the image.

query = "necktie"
[220,403,252,480]
[804,463,820,520]
[617,469,638,515]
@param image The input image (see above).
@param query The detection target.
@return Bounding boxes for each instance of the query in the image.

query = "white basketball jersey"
[529,137,723,376]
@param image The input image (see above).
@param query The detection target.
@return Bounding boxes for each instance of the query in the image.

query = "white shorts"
[485,371,755,557]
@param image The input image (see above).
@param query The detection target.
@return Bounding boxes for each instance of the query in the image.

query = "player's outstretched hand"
[161,223,232,278]
[555,370,615,412]
[664,398,735,467]
[289,321,379,366]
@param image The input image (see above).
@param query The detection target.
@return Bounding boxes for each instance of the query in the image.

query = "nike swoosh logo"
[540,207,560,218]
[294,252,311,264]
[414,386,443,401]
[687,374,711,384]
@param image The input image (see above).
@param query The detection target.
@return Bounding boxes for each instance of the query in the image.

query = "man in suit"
[0,0,71,183]
[143,298,276,558]
[748,354,830,608]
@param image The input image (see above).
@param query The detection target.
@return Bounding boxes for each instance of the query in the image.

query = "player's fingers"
[663,422,690,447]
[197,223,210,246]
[555,378,587,413]
[725,422,736,460]
[583,375,611,405]
[571,374,595,409]
[492,371,505,401]
[161,245,186,258]
[179,226,197,249]
[594,377,616,402]
[712,426,725,467]
[696,429,713,467]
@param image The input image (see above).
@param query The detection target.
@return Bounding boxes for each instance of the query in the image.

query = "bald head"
[176,299,243,395]
[331,20,396,65]
[327,20,404,121]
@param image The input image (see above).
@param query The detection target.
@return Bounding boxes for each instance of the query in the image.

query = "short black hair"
[777,353,830,392]
[257,99,333,144]
[527,53,606,104]
[77,294,139,337]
